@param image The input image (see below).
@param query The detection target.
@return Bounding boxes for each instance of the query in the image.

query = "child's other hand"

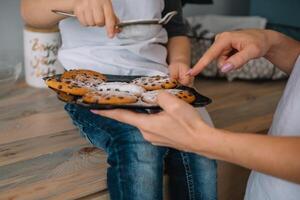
[73,0,119,38]
[169,62,194,87]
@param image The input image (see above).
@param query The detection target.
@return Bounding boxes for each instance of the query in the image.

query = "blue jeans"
[65,104,217,200]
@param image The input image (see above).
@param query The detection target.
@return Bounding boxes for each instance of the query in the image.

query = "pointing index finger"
[189,37,231,76]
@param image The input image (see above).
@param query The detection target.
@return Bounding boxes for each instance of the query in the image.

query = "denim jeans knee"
[65,104,217,200]
[65,104,169,200]
[65,103,111,150]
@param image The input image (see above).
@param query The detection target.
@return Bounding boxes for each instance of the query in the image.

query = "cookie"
[131,76,178,91]
[82,91,138,105]
[57,91,77,103]
[61,69,107,82]
[45,77,90,96]
[141,89,196,105]
[61,69,107,89]
[96,82,145,96]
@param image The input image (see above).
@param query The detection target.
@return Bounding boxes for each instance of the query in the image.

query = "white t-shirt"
[58,0,168,76]
[245,55,300,200]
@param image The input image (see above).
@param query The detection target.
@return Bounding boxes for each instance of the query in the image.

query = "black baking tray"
[44,74,212,112]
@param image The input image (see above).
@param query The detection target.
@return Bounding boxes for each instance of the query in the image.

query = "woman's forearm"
[167,36,191,65]
[265,30,300,74]
[21,0,74,28]
[199,129,300,183]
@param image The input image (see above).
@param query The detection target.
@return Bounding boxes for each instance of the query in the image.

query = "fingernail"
[90,110,98,114]
[221,63,234,73]
[185,69,192,76]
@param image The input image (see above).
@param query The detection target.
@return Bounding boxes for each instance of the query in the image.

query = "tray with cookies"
[44,69,212,111]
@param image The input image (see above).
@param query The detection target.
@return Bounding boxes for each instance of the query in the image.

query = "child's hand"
[73,0,119,38]
[169,62,194,87]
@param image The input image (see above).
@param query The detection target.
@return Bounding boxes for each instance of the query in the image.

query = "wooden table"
[0,78,286,200]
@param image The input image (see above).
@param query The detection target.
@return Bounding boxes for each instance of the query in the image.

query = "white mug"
[24,25,64,88]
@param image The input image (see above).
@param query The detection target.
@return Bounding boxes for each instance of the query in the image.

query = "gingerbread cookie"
[141,89,196,105]
[96,82,145,96]
[131,76,178,91]
[82,91,138,105]
[45,77,90,96]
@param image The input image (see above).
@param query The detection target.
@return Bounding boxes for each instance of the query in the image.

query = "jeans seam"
[163,148,170,159]
[180,153,196,200]
[115,146,124,200]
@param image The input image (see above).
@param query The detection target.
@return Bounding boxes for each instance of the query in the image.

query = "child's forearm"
[21,0,74,28]
[167,36,191,65]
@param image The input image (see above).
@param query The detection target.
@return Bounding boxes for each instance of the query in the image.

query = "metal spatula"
[51,10,177,27]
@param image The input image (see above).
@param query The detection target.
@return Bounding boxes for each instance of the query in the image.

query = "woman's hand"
[188,29,300,76]
[169,62,194,86]
[188,29,271,76]
[92,92,300,184]
[91,92,214,152]
[73,0,119,38]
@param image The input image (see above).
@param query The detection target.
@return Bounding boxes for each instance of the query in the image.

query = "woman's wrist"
[264,30,283,61]
[264,29,300,73]
[191,123,240,162]
[189,121,223,159]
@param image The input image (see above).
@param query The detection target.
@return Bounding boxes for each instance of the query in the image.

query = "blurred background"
[1,0,299,73]
[0,0,251,63]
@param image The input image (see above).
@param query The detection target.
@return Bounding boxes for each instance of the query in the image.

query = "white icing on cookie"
[132,76,168,84]
[96,82,145,96]
[75,74,105,86]
[90,91,138,99]
[141,89,184,104]
[83,91,138,104]
[62,75,104,89]
[131,76,177,90]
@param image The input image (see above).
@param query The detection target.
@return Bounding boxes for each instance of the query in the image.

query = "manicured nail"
[185,69,192,76]
[90,110,98,114]
[221,63,234,73]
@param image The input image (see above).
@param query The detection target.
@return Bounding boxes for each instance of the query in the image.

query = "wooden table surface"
[0,78,286,200]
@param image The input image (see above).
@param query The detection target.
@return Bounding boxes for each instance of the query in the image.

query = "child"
[21,0,217,199]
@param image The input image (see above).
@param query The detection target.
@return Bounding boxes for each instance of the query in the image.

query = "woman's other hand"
[188,29,300,76]
[189,29,271,76]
